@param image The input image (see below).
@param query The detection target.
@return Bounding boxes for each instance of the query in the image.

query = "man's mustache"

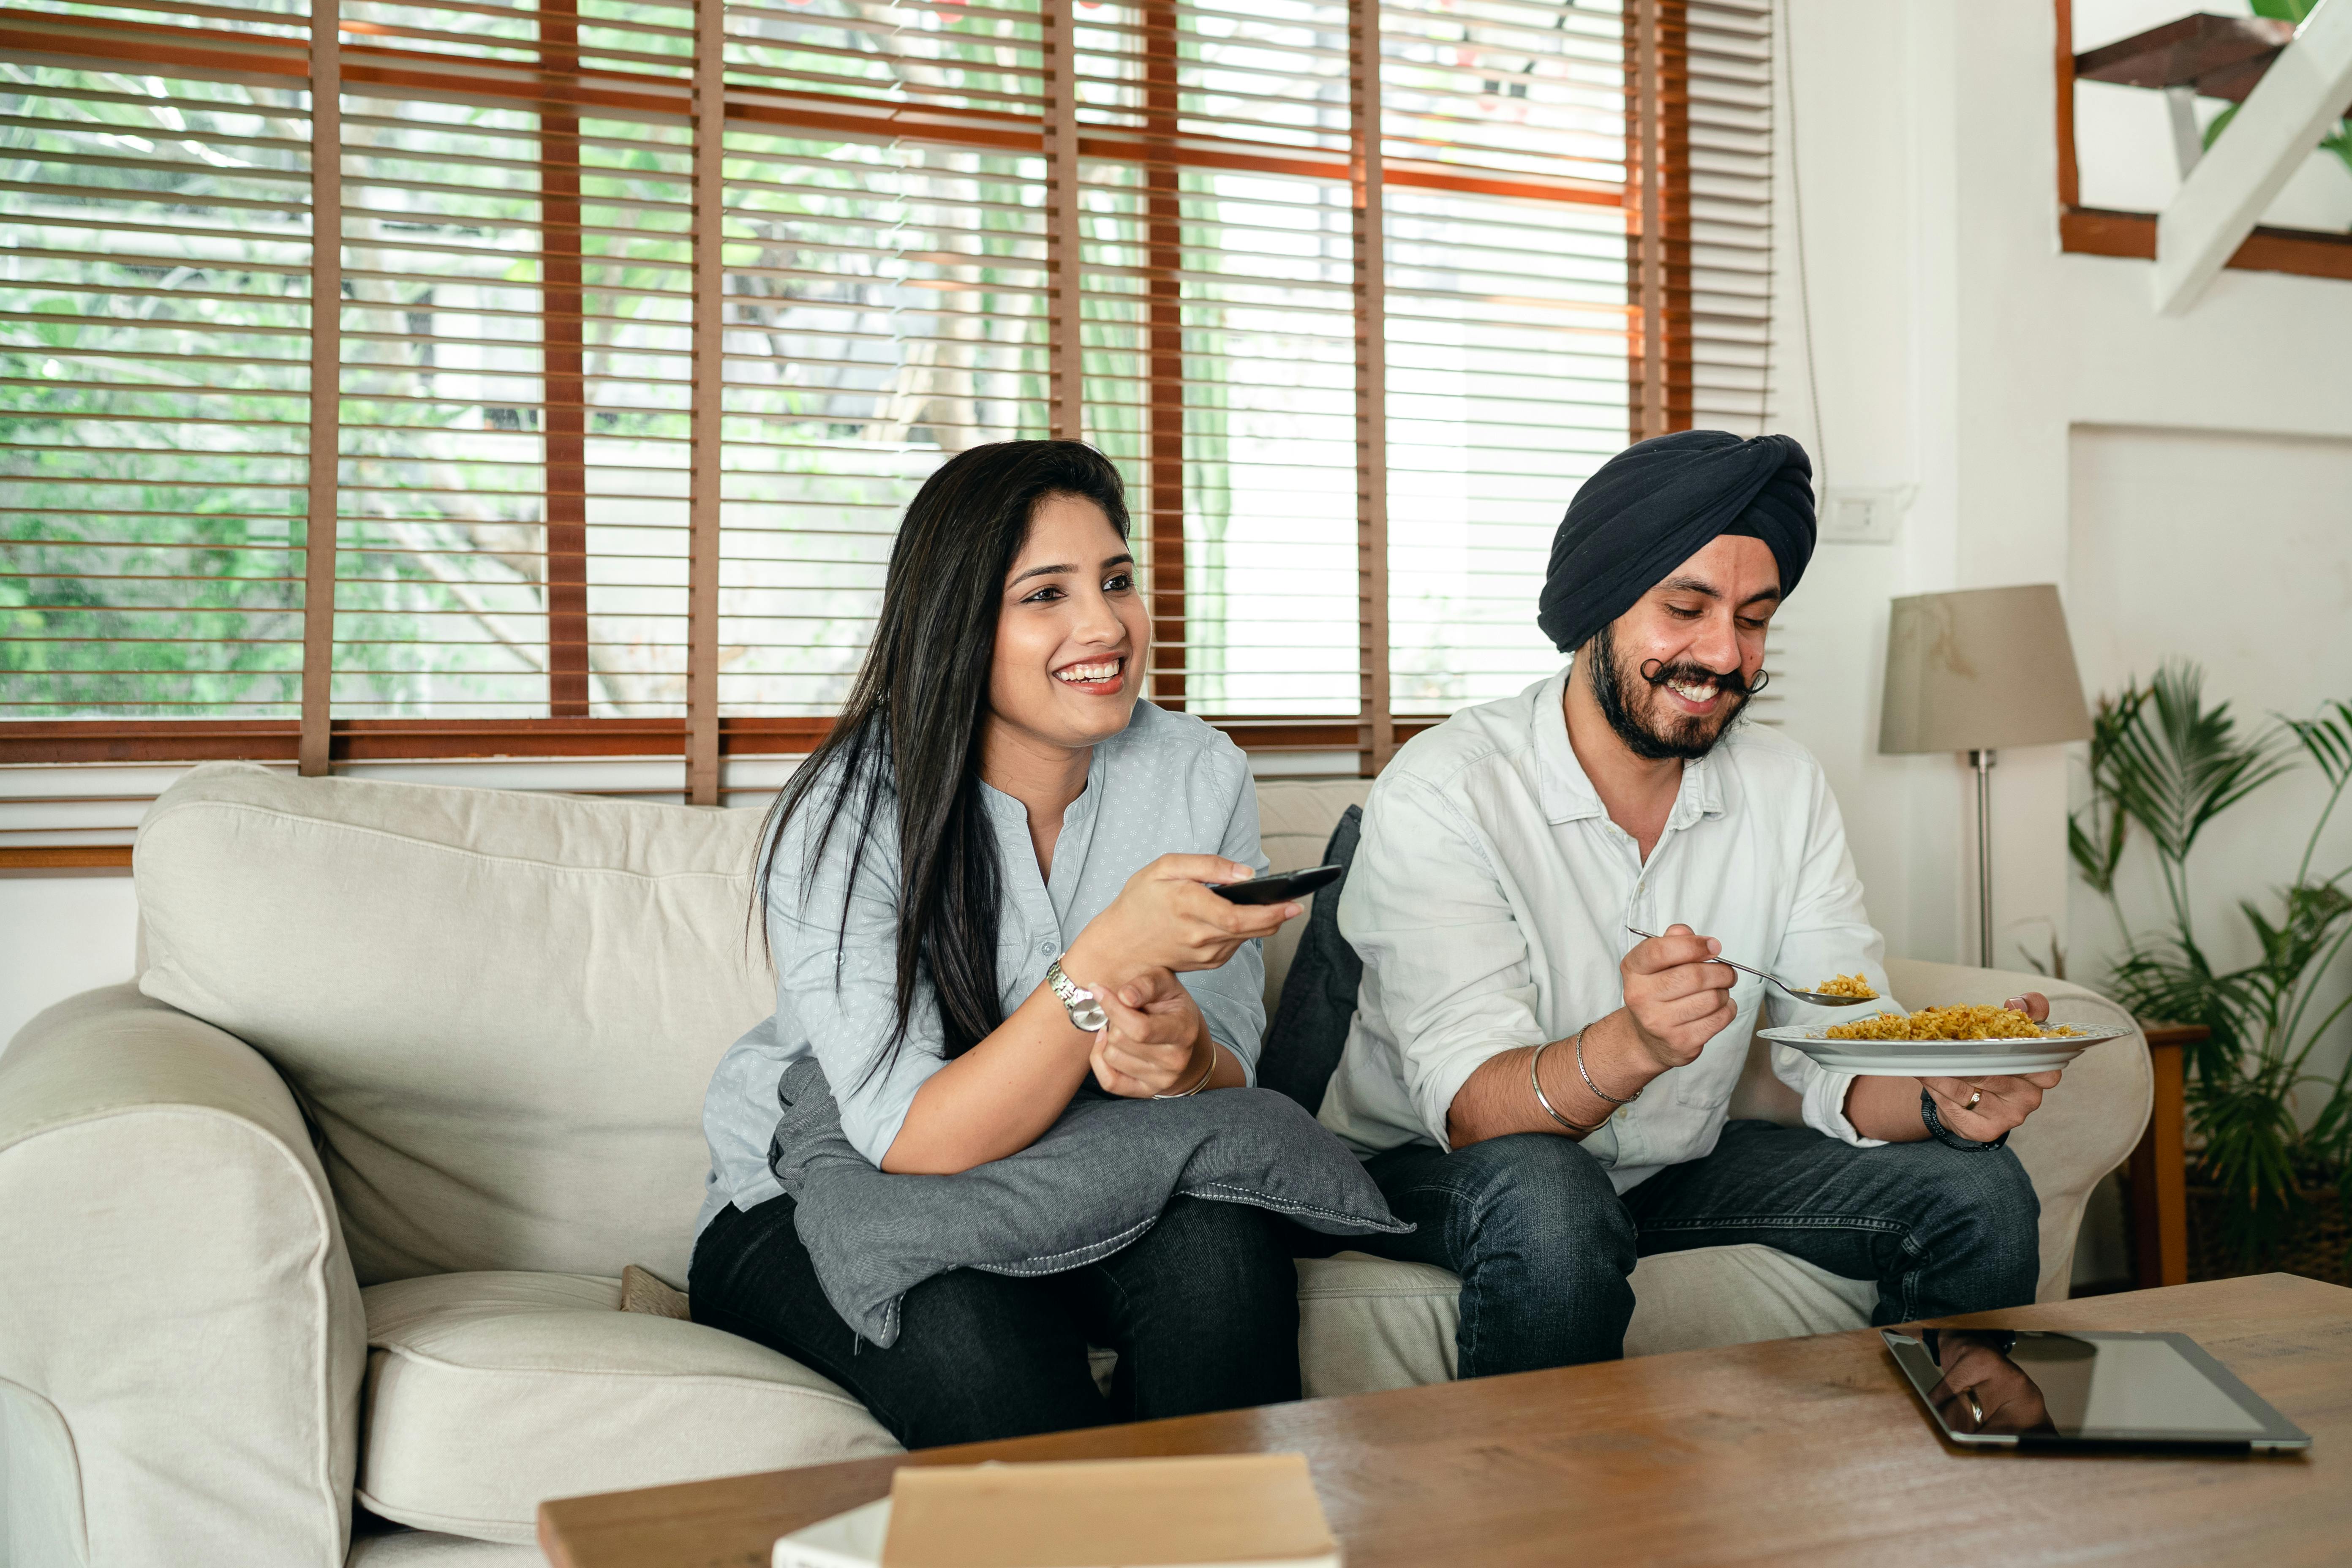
[1636,658,1769,698]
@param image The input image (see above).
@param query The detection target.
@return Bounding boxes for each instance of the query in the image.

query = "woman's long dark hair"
[753,440,1131,1080]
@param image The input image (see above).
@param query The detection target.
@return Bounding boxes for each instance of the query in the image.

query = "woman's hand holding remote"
[1063,853,1297,994]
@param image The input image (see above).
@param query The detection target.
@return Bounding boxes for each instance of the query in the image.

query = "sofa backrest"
[133,765,1374,1287]
[137,764,774,1286]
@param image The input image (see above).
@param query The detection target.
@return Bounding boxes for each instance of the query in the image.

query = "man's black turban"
[1536,430,1816,655]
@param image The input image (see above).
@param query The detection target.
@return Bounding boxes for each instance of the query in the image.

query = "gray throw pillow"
[768,1057,1407,1348]
[1259,805,1363,1115]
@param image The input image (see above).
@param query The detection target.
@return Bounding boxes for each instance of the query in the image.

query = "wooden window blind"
[1,0,1774,804]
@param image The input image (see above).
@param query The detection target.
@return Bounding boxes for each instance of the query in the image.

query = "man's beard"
[1585,622,1754,762]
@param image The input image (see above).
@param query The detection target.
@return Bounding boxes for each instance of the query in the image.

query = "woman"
[691,439,1311,1449]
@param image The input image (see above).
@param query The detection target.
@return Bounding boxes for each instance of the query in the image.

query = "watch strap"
[1919,1087,2009,1151]
[1045,956,1108,1033]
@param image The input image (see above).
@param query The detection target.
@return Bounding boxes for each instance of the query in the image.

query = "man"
[1318,429,2059,1376]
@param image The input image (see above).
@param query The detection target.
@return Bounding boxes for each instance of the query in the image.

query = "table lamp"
[1878,585,2094,968]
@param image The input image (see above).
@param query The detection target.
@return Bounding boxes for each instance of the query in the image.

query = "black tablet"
[1882,1328,2311,1452]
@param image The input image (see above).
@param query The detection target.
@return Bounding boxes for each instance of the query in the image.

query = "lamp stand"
[1969,748,1996,968]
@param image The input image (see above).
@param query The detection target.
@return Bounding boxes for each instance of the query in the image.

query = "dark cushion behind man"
[1259,805,1363,1116]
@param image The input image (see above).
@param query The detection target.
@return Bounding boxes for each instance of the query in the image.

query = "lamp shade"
[1878,584,2094,754]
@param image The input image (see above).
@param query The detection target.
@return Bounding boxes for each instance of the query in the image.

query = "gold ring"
[1964,1088,1983,1111]
[1964,1391,1985,1426]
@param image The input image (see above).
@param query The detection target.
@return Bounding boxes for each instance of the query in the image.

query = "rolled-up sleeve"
[1178,751,1271,1083]
[1341,772,1548,1148]
[1765,767,1902,1147]
[768,824,946,1168]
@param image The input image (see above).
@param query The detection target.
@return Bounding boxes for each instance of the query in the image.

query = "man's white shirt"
[1318,667,1902,1190]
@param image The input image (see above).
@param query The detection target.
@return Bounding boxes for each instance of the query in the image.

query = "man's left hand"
[1917,991,2061,1142]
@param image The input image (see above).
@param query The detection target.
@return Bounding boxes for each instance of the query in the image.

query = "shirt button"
[1038,939,1056,956]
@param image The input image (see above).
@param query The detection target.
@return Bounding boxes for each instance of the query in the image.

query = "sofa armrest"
[1883,958,2153,1304]
[0,985,365,1568]
[1729,960,2153,1304]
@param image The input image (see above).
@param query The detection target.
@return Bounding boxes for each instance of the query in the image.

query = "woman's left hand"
[1089,966,1214,1098]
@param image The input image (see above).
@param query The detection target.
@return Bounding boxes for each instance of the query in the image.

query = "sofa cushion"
[357,1272,897,1546]
[346,1528,542,1566]
[136,762,776,1286]
[361,1250,1875,1544]
[1295,1245,1876,1396]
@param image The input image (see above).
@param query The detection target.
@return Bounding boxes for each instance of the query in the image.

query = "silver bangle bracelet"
[1574,1029,1639,1108]
[1529,1038,1604,1134]
[1153,1038,1220,1100]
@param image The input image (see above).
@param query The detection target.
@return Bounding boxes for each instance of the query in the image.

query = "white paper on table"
[773,1496,893,1568]
[773,1495,1344,1568]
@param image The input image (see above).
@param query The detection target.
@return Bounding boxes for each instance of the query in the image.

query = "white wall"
[0,875,138,1050]
[1767,0,2352,1004]
[2067,425,2352,1086]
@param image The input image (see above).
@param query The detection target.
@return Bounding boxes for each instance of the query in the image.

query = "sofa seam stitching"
[367,1342,872,1410]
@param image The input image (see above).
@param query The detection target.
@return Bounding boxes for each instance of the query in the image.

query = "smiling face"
[1584,532,1780,762]
[987,491,1152,755]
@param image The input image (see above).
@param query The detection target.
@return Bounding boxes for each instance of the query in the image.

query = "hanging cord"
[1775,0,1827,493]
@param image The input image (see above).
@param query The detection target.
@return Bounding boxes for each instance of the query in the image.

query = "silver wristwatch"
[1045,955,1107,1032]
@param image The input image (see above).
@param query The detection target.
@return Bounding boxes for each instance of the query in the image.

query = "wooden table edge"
[537,1273,2348,1568]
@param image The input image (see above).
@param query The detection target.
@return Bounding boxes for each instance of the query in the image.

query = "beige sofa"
[0,763,2151,1568]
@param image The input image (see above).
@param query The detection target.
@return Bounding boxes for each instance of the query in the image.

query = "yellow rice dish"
[1824,1004,2078,1042]
[1813,973,1878,999]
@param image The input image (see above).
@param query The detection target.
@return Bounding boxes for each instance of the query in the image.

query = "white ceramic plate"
[1755,1023,2133,1077]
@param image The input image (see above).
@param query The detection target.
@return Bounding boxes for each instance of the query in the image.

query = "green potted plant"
[2071,662,2352,1282]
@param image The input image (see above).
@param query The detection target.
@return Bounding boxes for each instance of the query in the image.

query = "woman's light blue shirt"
[696,702,1269,1236]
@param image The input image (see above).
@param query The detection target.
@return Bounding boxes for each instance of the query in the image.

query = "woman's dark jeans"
[690,1191,1303,1449]
[1358,1119,2042,1380]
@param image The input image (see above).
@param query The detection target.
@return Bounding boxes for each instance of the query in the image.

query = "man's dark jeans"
[690,1191,1302,1448]
[1359,1120,2041,1378]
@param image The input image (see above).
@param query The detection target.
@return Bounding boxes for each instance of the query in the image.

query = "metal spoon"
[1623,926,1879,1007]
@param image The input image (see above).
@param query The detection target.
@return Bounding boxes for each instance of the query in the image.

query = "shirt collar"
[1533,666,1605,825]
[975,738,1110,834]
[1534,664,1730,830]
[1671,750,1725,829]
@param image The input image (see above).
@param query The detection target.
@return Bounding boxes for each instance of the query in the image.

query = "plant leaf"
[2202,101,2240,152]
[2107,936,2250,1079]
[2282,698,2352,792]
[2068,687,2141,897]
[2106,662,2295,866]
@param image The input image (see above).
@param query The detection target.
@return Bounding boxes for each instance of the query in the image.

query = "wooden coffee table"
[539,1274,2348,1568]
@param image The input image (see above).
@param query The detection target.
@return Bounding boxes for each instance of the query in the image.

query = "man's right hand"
[1621,923,1738,1071]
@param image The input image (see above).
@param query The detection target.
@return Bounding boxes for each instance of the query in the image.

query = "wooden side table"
[2126,1022,2206,1289]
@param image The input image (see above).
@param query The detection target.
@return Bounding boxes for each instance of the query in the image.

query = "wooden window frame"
[0,1,1679,784]
[2054,0,2352,280]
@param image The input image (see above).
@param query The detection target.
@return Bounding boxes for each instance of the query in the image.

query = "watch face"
[1072,999,1108,1032]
